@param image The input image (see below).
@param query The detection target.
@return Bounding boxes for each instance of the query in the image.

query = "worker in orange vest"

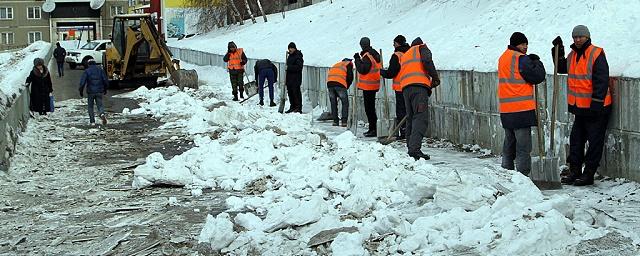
[381,35,411,139]
[326,58,354,126]
[552,25,611,186]
[223,41,248,101]
[497,32,546,176]
[354,37,382,137]
[397,37,440,160]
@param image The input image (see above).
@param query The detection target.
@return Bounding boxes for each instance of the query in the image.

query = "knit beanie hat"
[509,32,528,46]
[288,42,297,49]
[227,41,237,49]
[393,35,406,45]
[572,25,590,38]
[33,58,44,66]
[359,37,370,48]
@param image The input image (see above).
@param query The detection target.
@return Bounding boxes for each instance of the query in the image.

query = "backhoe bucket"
[175,69,199,90]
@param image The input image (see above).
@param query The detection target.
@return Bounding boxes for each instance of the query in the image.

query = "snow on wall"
[170,0,640,77]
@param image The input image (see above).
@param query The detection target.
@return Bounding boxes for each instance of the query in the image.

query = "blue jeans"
[258,69,275,102]
[87,93,104,124]
[56,62,64,77]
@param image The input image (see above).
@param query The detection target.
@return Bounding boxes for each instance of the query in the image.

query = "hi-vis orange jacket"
[567,44,611,109]
[327,60,351,88]
[497,49,536,113]
[398,44,432,90]
[357,53,381,90]
[227,48,245,70]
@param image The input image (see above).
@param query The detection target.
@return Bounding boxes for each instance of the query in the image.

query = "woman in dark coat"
[285,42,304,113]
[26,58,53,115]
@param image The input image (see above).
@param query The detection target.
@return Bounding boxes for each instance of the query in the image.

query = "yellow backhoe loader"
[104,14,198,89]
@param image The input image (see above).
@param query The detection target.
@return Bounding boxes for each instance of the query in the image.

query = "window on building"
[111,6,124,17]
[1,32,14,45]
[27,7,41,19]
[28,31,42,44]
[0,7,14,20]
[129,0,137,6]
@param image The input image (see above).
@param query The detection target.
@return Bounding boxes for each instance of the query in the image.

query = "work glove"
[431,78,441,88]
[528,54,540,61]
[552,36,563,47]
[353,53,360,60]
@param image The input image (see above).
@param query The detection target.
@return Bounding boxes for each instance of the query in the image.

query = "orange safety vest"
[398,44,431,90]
[392,51,404,92]
[567,45,611,108]
[227,48,245,70]
[497,49,535,113]
[327,60,350,88]
[357,52,381,90]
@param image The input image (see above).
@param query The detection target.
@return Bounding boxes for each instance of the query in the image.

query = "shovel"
[278,52,289,113]
[530,46,562,190]
[376,49,394,138]
[379,116,407,145]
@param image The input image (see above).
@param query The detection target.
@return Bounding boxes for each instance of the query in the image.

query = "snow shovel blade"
[243,81,258,98]
[530,156,562,190]
[175,69,198,90]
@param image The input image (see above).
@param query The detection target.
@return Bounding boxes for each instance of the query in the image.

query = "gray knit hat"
[33,58,44,66]
[572,25,590,38]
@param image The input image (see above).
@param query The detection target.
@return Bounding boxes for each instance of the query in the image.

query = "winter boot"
[258,100,264,106]
[100,113,108,126]
[233,94,239,101]
[332,120,339,126]
[574,167,597,186]
[269,101,277,107]
[239,91,245,99]
[409,152,430,161]
[561,164,582,184]
[341,119,348,127]
[363,124,377,137]
[285,107,295,113]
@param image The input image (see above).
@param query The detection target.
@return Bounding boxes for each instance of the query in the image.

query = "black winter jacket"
[254,59,278,81]
[552,40,610,116]
[286,50,304,87]
[500,46,547,129]
[53,46,66,63]
[26,66,53,112]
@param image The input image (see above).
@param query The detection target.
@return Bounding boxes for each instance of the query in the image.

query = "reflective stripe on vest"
[392,51,404,92]
[566,45,611,108]
[357,52,381,90]
[327,60,350,88]
[227,48,244,70]
[398,44,431,90]
[497,49,535,113]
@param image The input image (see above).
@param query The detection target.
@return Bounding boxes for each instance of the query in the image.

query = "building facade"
[0,0,129,50]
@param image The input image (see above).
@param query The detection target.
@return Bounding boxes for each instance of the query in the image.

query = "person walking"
[552,25,611,186]
[397,37,440,160]
[354,37,382,137]
[326,58,354,127]
[381,35,411,139]
[79,58,109,126]
[253,59,278,106]
[26,58,53,116]
[285,42,304,113]
[498,32,546,176]
[223,41,248,101]
[53,42,67,77]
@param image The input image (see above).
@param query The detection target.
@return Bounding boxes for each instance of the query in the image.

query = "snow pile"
[170,0,640,77]
[126,65,605,254]
[0,41,51,114]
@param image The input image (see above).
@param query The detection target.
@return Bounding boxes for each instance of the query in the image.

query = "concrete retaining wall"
[169,46,640,182]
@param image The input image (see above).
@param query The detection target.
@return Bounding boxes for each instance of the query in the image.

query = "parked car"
[65,40,110,69]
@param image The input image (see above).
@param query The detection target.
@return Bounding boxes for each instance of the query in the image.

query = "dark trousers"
[362,90,378,131]
[87,93,105,124]
[229,71,244,97]
[258,69,275,102]
[56,62,64,77]
[328,86,349,122]
[502,127,532,175]
[403,86,429,154]
[286,83,302,111]
[395,91,407,136]
[568,113,610,170]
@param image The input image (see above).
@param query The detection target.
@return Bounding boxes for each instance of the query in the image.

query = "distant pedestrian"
[326,58,354,126]
[53,42,66,77]
[26,58,53,116]
[285,42,304,113]
[354,37,382,137]
[397,37,440,160]
[253,59,278,106]
[223,41,248,101]
[498,32,546,176]
[79,58,109,126]
[552,25,611,186]
[381,35,411,139]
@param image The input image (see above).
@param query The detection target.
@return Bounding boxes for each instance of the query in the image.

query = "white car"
[65,40,110,69]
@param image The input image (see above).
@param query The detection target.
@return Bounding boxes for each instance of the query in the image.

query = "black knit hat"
[227,41,237,49]
[288,42,297,49]
[393,35,406,45]
[509,32,528,46]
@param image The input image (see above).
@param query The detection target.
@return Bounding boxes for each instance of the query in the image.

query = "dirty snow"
[170,0,640,77]
[124,63,640,255]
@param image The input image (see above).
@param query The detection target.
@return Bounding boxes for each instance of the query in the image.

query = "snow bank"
[126,65,607,255]
[0,41,51,114]
[170,0,640,77]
